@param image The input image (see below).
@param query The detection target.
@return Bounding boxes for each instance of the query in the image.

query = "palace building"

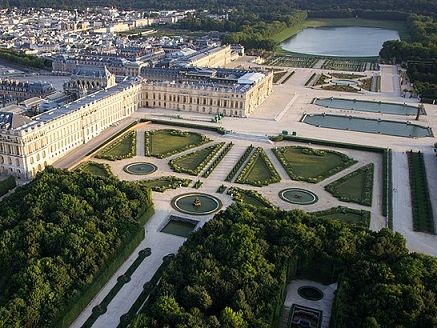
[0,63,272,179]
[0,79,55,102]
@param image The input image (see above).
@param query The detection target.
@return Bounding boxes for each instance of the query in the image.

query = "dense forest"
[0,167,153,327]
[129,204,437,327]
[3,0,437,16]
[380,15,437,100]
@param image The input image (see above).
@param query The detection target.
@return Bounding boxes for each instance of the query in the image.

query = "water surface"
[281,27,400,57]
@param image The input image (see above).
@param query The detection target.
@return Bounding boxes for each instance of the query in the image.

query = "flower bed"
[235,147,281,187]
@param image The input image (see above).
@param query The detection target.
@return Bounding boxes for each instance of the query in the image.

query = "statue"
[193,197,202,208]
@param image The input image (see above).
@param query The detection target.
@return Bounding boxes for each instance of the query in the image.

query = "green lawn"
[272,18,409,44]
[169,143,223,176]
[137,176,191,192]
[228,187,275,208]
[79,162,112,178]
[145,129,210,158]
[236,148,281,186]
[273,146,356,183]
[313,207,371,228]
[96,131,136,160]
[325,164,374,206]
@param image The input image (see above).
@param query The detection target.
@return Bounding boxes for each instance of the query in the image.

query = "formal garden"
[235,147,281,186]
[202,142,233,178]
[225,145,254,181]
[313,206,371,228]
[321,58,378,72]
[227,186,276,209]
[77,161,113,178]
[265,54,318,68]
[273,146,356,183]
[144,129,210,158]
[169,142,224,176]
[325,163,374,206]
[136,176,191,192]
[407,151,435,234]
[95,131,136,160]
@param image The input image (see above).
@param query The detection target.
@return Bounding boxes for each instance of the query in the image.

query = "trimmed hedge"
[202,142,233,178]
[85,121,138,157]
[325,163,374,206]
[140,118,226,135]
[81,247,152,328]
[273,146,356,183]
[383,149,393,228]
[305,72,317,86]
[271,134,386,153]
[117,254,175,328]
[169,143,224,176]
[95,131,136,161]
[407,151,435,234]
[225,145,254,182]
[136,176,191,193]
[235,147,281,187]
[144,129,211,158]
[227,186,276,209]
[313,206,371,228]
[0,176,16,197]
[76,161,113,178]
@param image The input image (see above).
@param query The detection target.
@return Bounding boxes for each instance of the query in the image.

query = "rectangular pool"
[302,114,433,138]
[313,98,422,116]
[161,216,198,237]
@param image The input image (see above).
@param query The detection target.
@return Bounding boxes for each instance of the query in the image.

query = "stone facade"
[0,66,272,179]
[0,79,141,179]
[0,79,55,102]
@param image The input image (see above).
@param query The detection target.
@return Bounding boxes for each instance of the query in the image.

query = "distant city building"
[0,79,55,102]
[63,66,116,99]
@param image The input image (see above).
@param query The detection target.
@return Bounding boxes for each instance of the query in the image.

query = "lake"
[280,26,400,57]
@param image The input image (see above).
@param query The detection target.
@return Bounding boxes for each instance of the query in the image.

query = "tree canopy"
[380,15,437,100]
[0,167,152,327]
[129,203,437,328]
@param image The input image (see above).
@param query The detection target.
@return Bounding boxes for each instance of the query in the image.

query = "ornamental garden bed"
[136,176,191,192]
[144,129,211,158]
[226,145,254,182]
[321,84,359,93]
[313,206,371,228]
[169,143,224,176]
[95,131,136,161]
[273,146,356,183]
[228,187,276,209]
[325,163,374,206]
[77,161,113,178]
[407,151,435,234]
[202,142,233,178]
[235,147,280,186]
